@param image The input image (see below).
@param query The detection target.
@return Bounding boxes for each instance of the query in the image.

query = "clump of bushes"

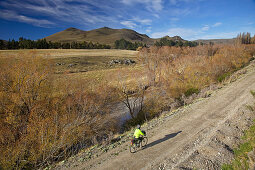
[0,52,118,169]
[138,44,255,99]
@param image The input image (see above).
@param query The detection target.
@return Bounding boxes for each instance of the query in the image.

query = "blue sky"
[0,0,254,41]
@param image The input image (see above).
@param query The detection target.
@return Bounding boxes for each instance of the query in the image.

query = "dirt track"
[58,62,255,170]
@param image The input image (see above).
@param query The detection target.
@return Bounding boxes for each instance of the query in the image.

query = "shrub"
[0,52,118,169]
[184,88,200,97]
[217,72,232,82]
[139,45,255,99]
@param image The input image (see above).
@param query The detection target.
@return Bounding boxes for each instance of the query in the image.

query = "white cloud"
[170,0,177,5]
[194,32,238,39]
[170,8,192,16]
[0,0,118,27]
[120,17,152,29]
[146,27,152,33]
[212,22,222,27]
[132,17,152,25]
[121,0,163,11]
[120,21,137,29]
[0,9,55,27]
[169,0,204,5]
[152,0,163,11]
[200,22,222,32]
[170,17,179,22]
[153,14,160,18]
[202,25,210,31]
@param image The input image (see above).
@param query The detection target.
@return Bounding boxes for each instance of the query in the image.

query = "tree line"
[154,37,198,47]
[236,32,255,44]
[0,37,111,50]
[115,38,146,50]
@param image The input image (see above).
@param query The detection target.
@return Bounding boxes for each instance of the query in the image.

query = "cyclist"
[133,125,145,143]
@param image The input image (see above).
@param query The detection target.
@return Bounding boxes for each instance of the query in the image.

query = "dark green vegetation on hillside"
[154,37,198,47]
[0,38,111,50]
[115,38,146,50]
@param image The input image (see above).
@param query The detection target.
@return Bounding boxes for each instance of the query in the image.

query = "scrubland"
[0,45,255,169]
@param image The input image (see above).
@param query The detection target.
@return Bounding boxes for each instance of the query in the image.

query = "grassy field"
[0,49,138,58]
[0,49,139,74]
[0,49,142,95]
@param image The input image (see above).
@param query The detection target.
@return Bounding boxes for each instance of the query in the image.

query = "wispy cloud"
[0,0,160,30]
[132,17,152,25]
[202,25,210,31]
[169,0,204,6]
[201,22,222,32]
[195,31,238,39]
[0,9,55,27]
[0,0,119,27]
[146,27,152,33]
[169,8,192,16]
[170,17,179,22]
[212,22,222,27]
[120,21,137,29]
[121,0,163,11]
[120,17,152,29]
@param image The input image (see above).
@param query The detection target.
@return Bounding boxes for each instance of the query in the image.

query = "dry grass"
[0,49,138,58]
[0,49,139,81]
[1,45,254,169]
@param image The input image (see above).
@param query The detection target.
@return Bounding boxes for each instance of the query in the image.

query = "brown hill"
[45,27,235,47]
[45,27,155,46]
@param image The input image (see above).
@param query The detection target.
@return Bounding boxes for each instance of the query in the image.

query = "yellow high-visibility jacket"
[133,129,144,139]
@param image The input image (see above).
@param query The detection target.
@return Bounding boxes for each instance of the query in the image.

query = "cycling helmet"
[137,125,141,129]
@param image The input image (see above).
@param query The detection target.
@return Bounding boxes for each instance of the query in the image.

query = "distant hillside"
[194,38,235,44]
[45,27,155,46]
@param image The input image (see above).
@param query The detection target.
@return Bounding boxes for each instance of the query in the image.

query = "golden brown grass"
[0,49,138,58]
[0,49,139,84]
[0,52,120,169]
[1,45,255,169]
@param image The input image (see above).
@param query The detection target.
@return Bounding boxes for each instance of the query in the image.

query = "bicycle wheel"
[129,143,137,153]
[141,137,148,147]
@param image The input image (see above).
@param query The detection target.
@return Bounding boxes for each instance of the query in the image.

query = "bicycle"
[129,131,148,153]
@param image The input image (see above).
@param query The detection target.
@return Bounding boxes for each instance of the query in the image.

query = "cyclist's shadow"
[144,131,182,149]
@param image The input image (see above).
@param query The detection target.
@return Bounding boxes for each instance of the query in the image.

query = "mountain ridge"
[45,27,155,46]
[44,27,235,46]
